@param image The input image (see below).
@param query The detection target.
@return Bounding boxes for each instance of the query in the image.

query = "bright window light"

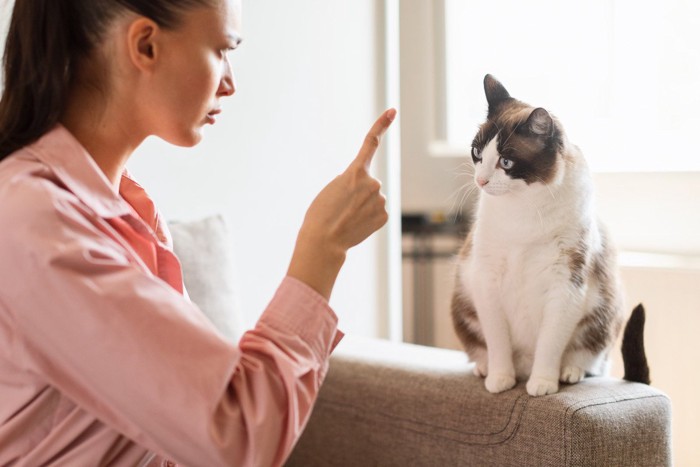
[443,0,700,172]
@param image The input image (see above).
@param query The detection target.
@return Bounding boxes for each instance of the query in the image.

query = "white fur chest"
[465,235,560,355]
[462,191,588,359]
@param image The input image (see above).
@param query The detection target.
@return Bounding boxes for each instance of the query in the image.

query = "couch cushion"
[169,215,244,343]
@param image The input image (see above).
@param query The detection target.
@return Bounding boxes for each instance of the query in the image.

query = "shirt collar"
[28,125,133,218]
[27,125,169,242]
[119,168,166,242]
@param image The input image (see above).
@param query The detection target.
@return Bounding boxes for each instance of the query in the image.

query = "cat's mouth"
[479,183,509,196]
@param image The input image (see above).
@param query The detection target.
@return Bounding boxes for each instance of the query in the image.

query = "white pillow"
[169,215,244,343]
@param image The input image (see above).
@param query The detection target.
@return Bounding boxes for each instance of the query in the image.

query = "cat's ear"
[484,74,511,107]
[525,108,553,137]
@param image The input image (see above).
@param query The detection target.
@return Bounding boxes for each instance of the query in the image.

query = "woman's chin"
[161,128,204,148]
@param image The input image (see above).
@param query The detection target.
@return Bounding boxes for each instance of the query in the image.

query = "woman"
[0,0,395,465]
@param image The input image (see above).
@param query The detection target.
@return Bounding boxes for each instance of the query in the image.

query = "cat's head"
[471,75,566,197]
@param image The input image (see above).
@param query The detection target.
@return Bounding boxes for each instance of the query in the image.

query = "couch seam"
[315,394,530,446]
[564,393,670,466]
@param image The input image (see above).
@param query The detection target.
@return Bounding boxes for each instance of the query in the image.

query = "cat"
[451,74,649,396]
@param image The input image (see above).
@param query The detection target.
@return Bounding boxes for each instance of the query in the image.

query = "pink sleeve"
[1,184,342,466]
[228,277,344,466]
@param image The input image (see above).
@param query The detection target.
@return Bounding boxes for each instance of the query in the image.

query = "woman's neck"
[60,82,146,191]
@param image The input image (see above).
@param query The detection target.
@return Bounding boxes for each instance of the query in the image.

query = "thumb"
[351,108,397,171]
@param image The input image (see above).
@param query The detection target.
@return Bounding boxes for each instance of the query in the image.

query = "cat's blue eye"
[499,157,514,170]
[472,147,482,161]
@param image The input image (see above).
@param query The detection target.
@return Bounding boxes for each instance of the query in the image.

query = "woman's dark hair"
[0,0,212,161]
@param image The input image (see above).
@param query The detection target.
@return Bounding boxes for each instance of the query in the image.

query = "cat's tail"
[621,304,651,384]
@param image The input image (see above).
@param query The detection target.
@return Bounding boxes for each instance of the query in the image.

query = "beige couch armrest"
[287,336,671,467]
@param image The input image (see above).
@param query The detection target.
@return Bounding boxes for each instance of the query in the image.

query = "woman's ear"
[126,17,160,72]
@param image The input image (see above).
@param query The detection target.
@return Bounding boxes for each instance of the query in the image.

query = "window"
[439,0,700,172]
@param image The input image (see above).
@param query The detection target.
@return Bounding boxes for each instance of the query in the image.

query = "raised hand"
[287,109,396,299]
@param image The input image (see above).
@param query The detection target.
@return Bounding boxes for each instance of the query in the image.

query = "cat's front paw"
[485,373,516,393]
[560,366,586,384]
[526,376,559,396]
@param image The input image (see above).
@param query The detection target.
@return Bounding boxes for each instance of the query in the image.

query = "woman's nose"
[218,61,236,97]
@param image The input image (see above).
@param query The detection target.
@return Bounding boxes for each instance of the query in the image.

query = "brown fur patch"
[451,284,486,354]
[564,230,589,288]
[457,229,474,259]
[570,229,623,353]
[451,230,486,355]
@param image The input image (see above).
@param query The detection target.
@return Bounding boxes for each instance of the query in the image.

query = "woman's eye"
[472,147,482,161]
[499,157,514,170]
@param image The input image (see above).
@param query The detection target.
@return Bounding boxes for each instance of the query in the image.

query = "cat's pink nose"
[477,177,489,187]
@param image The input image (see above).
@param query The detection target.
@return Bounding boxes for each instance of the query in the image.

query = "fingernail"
[387,108,397,122]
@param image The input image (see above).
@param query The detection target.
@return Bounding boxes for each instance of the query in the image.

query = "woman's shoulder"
[0,148,78,212]
[0,125,128,226]
[0,149,99,258]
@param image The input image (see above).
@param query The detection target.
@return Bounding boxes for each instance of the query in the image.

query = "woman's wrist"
[286,231,346,301]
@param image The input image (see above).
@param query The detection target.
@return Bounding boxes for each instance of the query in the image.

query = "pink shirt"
[0,126,342,466]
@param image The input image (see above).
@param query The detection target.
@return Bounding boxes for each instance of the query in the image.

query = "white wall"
[594,172,700,255]
[127,1,388,335]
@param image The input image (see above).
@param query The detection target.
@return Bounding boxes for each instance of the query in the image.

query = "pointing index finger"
[353,108,397,170]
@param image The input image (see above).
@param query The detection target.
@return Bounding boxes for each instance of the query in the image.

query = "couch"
[170,216,672,467]
[286,337,671,466]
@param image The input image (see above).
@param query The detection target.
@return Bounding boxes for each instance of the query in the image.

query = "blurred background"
[2,0,698,463]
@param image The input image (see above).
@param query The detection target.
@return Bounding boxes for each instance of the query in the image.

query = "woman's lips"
[206,108,221,124]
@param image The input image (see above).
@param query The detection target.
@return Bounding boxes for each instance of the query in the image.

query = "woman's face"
[147,0,242,146]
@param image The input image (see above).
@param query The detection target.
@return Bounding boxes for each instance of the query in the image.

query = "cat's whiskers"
[446,182,468,207]
[536,207,545,231]
[510,188,546,232]
[445,189,465,222]
[446,180,475,220]
[454,162,475,178]
[446,159,479,220]
[450,184,478,223]
[530,196,547,232]
[454,170,475,180]
[534,175,556,200]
